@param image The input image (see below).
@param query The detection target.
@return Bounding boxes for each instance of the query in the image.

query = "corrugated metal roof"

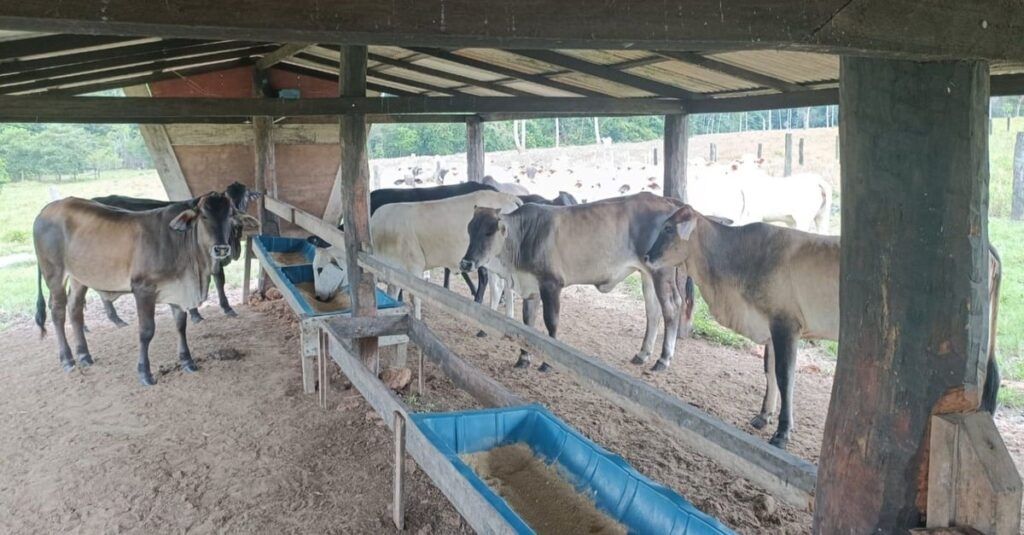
[627,61,759,93]
[707,50,838,84]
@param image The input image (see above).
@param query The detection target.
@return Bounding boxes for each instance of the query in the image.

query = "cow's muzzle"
[212,245,232,259]
[459,259,474,273]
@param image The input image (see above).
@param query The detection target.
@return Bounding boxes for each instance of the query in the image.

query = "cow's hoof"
[113,319,129,328]
[513,357,531,369]
[750,414,771,430]
[769,432,789,450]
[537,362,552,373]
[181,360,199,373]
[138,372,157,386]
[651,359,669,372]
[190,313,204,324]
[61,360,75,373]
[630,354,648,365]
[83,324,91,333]
[223,308,238,318]
[475,330,487,338]
[78,354,94,368]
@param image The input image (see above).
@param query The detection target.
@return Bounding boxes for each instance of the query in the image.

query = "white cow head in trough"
[307,236,349,301]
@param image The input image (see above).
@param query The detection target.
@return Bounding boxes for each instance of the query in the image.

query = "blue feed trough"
[413,405,734,535]
[279,264,400,316]
[255,235,316,265]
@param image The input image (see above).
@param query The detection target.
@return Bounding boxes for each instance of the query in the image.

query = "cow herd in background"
[31,156,1001,450]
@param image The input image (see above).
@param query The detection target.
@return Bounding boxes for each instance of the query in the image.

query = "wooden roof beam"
[0,95,687,123]
[364,51,536,97]
[0,34,153,62]
[508,49,698,99]
[45,58,255,97]
[3,1,1018,60]
[405,47,608,97]
[255,43,312,70]
[1,45,276,95]
[0,40,262,86]
[0,38,207,75]
[654,50,806,92]
[288,53,450,95]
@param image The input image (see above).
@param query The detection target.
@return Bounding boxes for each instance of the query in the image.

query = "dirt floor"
[2,283,1023,534]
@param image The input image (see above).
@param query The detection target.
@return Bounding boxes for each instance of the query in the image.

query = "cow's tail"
[982,244,1003,414]
[814,177,833,233]
[35,267,47,338]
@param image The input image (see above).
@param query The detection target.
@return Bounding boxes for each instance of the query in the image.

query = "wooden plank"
[339,45,379,367]
[122,84,191,199]
[408,317,525,408]
[406,47,608,97]
[255,43,312,70]
[466,116,485,182]
[0,34,145,62]
[321,324,407,422]
[927,413,1022,534]
[252,115,278,229]
[357,251,816,508]
[0,38,206,76]
[0,45,275,95]
[0,40,258,86]
[509,49,696,99]
[367,52,535,97]
[319,314,410,339]
[1,2,1021,61]
[816,58,991,532]
[687,88,840,113]
[654,50,806,92]
[663,113,688,202]
[393,412,406,531]
[0,95,687,122]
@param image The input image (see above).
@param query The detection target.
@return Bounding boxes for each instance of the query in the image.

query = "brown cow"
[33,192,251,385]
[643,204,1001,449]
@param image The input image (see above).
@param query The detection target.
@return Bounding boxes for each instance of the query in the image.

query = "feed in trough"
[295,282,352,313]
[461,443,626,535]
[269,251,309,266]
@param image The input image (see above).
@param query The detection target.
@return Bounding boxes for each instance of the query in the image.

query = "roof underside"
[0,33,1021,109]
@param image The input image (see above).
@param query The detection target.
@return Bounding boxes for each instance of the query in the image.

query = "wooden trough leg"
[417,345,425,395]
[393,411,406,530]
[318,328,329,409]
[299,320,317,394]
[242,236,253,304]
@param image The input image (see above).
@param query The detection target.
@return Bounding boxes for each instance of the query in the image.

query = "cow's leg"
[630,271,661,365]
[134,289,158,386]
[189,308,205,323]
[67,280,94,367]
[536,282,562,372]
[677,271,695,339]
[474,267,489,303]
[102,297,129,328]
[443,268,451,289]
[651,269,682,371]
[170,305,198,373]
[514,297,539,368]
[45,272,75,372]
[751,343,779,430]
[459,271,478,297]
[504,285,515,318]
[214,263,236,317]
[768,322,798,449]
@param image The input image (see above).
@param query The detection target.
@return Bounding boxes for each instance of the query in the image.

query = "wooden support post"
[798,138,804,166]
[466,116,485,182]
[242,236,253,303]
[318,327,329,409]
[253,114,278,294]
[393,411,407,530]
[663,114,688,202]
[1012,132,1024,220]
[835,135,840,160]
[783,132,793,176]
[757,142,763,159]
[816,58,993,533]
[339,45,378,367]
[300,320,318,394]
[708,142,717,162]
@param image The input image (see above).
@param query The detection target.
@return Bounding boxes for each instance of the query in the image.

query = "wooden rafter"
[509,49,697,99]
[0,38,205,75]
[366,51,536,97]
[405,48,608,97]
[0,1,1019,61]
[45,58,254,96]
[289,53,448,95]
[654,50,806,92]
[254,43,312,70]
[0,41,261,86]
[0,45,276,95]
[0,34,152,62]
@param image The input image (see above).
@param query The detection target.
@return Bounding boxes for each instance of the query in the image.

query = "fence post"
[757,143,763,159]
[798,138,805,166]
[835,135,840,161]
[709,142,717,162]
[784,133,793,176]
[1012,132,1024,220]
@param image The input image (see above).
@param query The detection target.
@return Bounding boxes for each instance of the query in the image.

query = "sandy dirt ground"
[2,283,1022,534]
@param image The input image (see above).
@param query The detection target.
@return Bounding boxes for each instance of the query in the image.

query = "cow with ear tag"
[34,192,239,385]
[643,205,1002,450]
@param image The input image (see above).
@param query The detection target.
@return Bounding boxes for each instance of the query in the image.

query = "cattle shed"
[2,3,1024,533]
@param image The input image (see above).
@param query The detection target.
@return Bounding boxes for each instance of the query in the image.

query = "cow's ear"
[498,220,508,237]
[233,213,260,233]
[247,190,263,201]
[169,209,199,232]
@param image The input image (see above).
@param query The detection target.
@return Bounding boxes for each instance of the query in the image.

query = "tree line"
[0,123,151,185]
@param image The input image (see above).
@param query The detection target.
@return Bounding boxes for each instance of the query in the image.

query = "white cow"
[482,175,530,196]
[371,190,523,317]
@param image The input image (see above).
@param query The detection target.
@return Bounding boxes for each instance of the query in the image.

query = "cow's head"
[460,207,507,273]
[224,181,262,213]
[312,245,349,302]
[554,191,579,206]
[169,192,236,261]
[644,205,699,270]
